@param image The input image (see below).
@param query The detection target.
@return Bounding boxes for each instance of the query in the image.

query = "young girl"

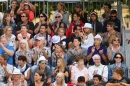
[58,28,66,47]
[80,23,94,50]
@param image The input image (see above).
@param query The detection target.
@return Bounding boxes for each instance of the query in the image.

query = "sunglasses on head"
[55,16,61,18]
[41,62,46,65]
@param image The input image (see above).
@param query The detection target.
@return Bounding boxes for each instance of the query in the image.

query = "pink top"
[71,65,88,81]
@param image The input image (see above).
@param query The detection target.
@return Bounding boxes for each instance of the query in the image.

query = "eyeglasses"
[55,16,61,18]
[39,16,44,18]
[21,16,26,17]
[111,16,116,17]
[41,62,46,65]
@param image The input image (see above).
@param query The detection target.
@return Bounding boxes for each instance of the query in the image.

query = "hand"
[21,74,25,82]
[71,48,75,54]
[8,75,12,82]
[20,2,24,8]
[0,43,5,49]
[91,47,95,53]
[60,52,64,58]
[93,70,98,75]
[80,11,84,17]
[99,49,104,55]
[61,23,64,28]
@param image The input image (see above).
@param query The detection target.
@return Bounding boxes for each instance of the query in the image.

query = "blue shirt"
[0,45,14,65]
[87,45,107,65]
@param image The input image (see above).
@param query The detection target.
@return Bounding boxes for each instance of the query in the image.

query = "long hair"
[3,13,12,26]
[57,58,66,72]
[18,39,30,51]
[56,72,65,86]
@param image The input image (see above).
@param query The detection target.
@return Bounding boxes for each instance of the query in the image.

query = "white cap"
[83,23,92,29]
[12,68,21,75]
[37,56,47,64]
[52,35,60,44]
[94,34,102,41]
[92,54,100,60]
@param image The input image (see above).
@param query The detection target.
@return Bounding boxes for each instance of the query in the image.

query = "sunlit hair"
[4,26,13,34]
[21,12,29,20]
[3,13,12,26]
[18,39,30,51]
[58,28,65,33]
[84,28,93,36]
[0,35,7,41]
[109,34,121,44]
[57,2,66,10]
[57,58,66,72]
[56,72,65,86]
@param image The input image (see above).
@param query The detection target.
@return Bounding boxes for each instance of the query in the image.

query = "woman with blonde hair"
[107,34,126,64]
[52,58,69,82]
[15,39,32,66]
[2,26,16,50]
[80,23,94,50]
[52,72,67,86]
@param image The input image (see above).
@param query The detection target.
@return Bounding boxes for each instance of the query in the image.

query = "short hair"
[107,21,115,28]
[76,55,84,62]
[39,13,47,21]
[110,10,117,14]
[73,12,81,17]
[77,76,85,82]
[104,3,111,9]
[113,53,124,63]
[4,26,13,34]
[40,24,48,29]
[93,74,102,81]
[73,25,81,31]
[73,36,82,43]
[109,34,121,44]
[18,55,27,62]
[113,67,124,77]
[35,70,45,81]
[20,24,29,30]
[0,54,9,61]
[21,12,29,20]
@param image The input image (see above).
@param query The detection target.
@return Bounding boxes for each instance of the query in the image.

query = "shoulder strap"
[102,65,106,76]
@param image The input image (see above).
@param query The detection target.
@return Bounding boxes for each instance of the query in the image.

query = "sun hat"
[12,68,22,75]
[94,34,102,41]
[52,35,60,44]
[37,56,47,64]
[83,23,92,29]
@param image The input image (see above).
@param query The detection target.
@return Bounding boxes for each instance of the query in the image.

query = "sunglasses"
[41,62,46,65]
[115,56,121,59]
[111,16,116,17]
[21,16,26,17]
[39,16,44,18]
[55,16,61,18]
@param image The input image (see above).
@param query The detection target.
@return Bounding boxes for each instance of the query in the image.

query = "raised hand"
[99,49,104,55]
[91,47,95,53]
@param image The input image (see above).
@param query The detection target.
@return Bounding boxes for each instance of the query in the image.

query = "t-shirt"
[109,77,130,84]
[29,82,49,86]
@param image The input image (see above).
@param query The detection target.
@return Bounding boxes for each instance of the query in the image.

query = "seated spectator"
[80,23,94,50]
[16,55,31,83]
[91,74,103,86]
[33,24,51,47]
[52,72,67,86]
[17,0,35,22]
[16,12,34,35]
[72,3,88,24]
[89,12,102,33]
[51,44,68,72]
[51,35,60,51]
[30,70,49,86]
[69,12,84,37]
[108,53,128,80]
[5,0,21,24]
[53,2,69,25]
[103,21,121,47]
[15,39,32,66]
[106,67,130,86]
[67,37,87,66]
[68,25,82,49]
[0,13,16,35]
[16,24,33,49]
[34,13,51,34]
[52,58,69,83]
[31,56,51,84]
[0,54,15,84]
[107,34,125,63]
[77,76,86,86]
[71,55,88,85]
[7,68,27,86]
[0,36,14,65]
[88,54,108,85]
[2,26,16,50]
[32,37,51,65]
[87,34,107,65]
[103,10,121,32]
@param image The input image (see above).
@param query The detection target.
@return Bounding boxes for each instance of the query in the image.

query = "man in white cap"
[88,54,108,85]
[86,34,107,65]
[30,56,51,84]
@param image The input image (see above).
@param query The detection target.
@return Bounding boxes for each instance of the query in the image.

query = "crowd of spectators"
[0,0,130,86]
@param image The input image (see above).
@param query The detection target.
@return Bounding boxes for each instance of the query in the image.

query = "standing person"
[72,3,88,23]
[100,3,111,25]
[53,2,69,25]
[89,12,102,34]
[16,12,34,35]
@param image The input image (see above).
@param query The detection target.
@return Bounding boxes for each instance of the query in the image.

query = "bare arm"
[86,52,93,61]
[107,49,112,60]
[34,23,41,34]
[24,69,31,81]
[2,46,14,56]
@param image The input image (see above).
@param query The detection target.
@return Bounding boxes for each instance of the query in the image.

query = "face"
[21,13,28,22]
[57,60,61,67]
[0,56,4,65]
[1,38,7,46]
[77,59,84,66]
[114,54,122,63]
[18,60,25,66]
[104,5,110,12]
[11,1,17,9]
[113,72,119,79]
[39,14,46,21]
[74,26,82,35]
[110,14,117,20]
[77,82,85,86]
[55,14,61,22]
[94,38,101,46]
[73,14,80,22]
[39,60,46,69]
[106,25,113,31]
[56,76,62,83]
[37,40,44,46]
[21,26,28,33]
[93,77,101,86]
[20,42,26,48]
[12,74,21,80]
[6,14,11,21]
[73,39,80,47]
[34,72,42,81]
[94,57,101,66]
[75,7,81,12]
[24,4,29,10]
[40,26,46,34]
[55,45,62,53]
[6,28,12,35]
[84,28,90,33]
[57,4,62,11]
[112,37,119,45]
[58,29,64,37]
[91,15,96,21]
